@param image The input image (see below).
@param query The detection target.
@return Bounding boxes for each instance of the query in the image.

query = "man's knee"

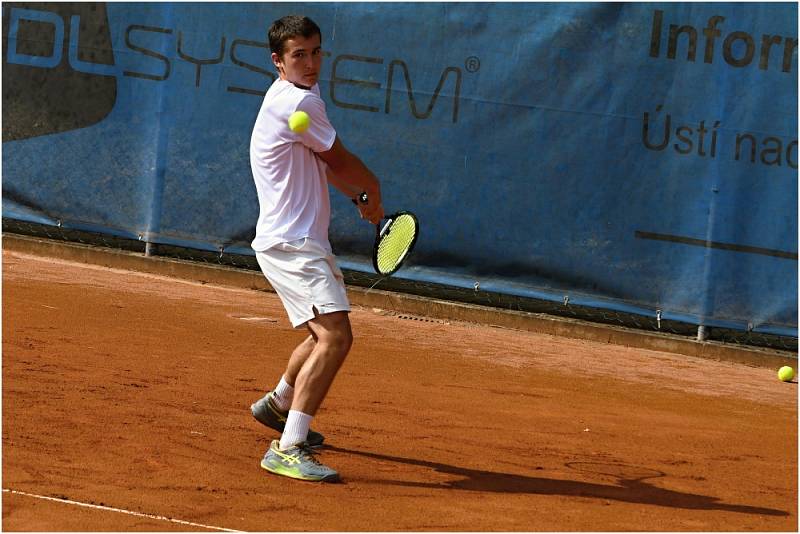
[326,322,353,356]
[309,311,352,355]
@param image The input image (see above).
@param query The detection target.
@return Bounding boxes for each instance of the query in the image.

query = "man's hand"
[355,191,384,225]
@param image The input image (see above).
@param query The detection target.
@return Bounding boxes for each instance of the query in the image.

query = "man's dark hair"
[268,15,322,57]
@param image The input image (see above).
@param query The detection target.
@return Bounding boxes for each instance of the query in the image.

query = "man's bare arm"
[325,167,360,198]
[318,136,384,223]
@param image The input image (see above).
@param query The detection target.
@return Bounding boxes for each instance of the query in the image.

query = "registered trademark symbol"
[465,56,480,73]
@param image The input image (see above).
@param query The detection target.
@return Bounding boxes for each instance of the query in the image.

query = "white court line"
[3,489,244,532]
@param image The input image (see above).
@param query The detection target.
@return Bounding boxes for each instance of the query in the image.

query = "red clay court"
[2,244,797,531]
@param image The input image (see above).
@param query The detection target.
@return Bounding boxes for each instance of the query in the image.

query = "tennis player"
[248,15,384,483]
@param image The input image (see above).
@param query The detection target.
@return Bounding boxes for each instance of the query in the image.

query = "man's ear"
[271,52,282,71]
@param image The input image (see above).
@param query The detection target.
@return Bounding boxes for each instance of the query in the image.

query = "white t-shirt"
[250,79,337,251]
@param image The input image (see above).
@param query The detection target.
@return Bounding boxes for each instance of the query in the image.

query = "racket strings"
[376,214,417,275]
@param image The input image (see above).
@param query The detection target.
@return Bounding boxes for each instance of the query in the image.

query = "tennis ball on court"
[288,111,311,133]
[778,366,794,382]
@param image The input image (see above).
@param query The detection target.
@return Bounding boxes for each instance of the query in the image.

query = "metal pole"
[142,6,173,263]
[697,325,708,342]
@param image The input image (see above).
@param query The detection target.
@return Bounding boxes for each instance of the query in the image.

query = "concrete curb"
[3,233,796,369]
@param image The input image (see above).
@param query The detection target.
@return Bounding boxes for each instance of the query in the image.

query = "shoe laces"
[296,443,323,465]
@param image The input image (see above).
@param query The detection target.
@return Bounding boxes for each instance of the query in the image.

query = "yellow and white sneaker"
[260,440,340,483]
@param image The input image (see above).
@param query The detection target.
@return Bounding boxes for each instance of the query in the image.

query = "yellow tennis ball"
[288,111,311,133]
[778,366,794,382]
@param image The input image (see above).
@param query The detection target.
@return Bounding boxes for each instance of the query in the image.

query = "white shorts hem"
[255,238,350,328]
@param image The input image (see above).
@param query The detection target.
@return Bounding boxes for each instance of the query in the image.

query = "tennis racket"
[353,192,419,276]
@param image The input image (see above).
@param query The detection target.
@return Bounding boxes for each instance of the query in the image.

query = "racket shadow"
[325,445,788,516]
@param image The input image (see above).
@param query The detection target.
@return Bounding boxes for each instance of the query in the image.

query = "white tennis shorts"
[255,238,350,328]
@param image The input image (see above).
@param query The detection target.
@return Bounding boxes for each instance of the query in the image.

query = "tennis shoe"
[250,392,325,447]
[260,440,340,482]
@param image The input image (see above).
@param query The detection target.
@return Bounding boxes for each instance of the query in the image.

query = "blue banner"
[3,2,797,335]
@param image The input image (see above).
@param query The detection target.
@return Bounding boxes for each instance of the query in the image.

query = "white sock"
[272,376,294,412]
[280,410,312,450]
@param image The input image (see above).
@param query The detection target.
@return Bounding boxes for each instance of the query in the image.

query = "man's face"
[272,33,322,88]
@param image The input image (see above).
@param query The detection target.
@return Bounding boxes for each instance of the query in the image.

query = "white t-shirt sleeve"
[292,93,336,153]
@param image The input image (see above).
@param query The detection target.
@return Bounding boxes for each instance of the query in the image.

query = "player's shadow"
[327,445,788,516]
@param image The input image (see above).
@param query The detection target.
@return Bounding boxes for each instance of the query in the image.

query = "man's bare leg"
[283,334,316,387]
[293,310,352,415]
[279,311,352,449]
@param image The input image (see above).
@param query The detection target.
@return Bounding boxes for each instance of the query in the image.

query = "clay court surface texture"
[2,248,797,531]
